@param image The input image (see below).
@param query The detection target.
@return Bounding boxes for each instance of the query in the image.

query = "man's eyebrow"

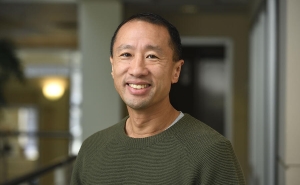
[116,44,134,52]
[145,45,163,54]
[116,44,163,54]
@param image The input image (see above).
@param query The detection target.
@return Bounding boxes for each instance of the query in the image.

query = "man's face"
[110,20,183,111]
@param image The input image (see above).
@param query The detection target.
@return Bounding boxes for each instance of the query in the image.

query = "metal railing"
[0,131,75,185]
[0,155,76,185]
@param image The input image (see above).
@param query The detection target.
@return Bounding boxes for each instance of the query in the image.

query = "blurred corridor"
[0,0,299,185]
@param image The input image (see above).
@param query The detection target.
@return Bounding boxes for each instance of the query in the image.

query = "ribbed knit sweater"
[71,114,245,185]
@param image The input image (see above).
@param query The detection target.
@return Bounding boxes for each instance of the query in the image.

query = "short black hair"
[110,13,182,61]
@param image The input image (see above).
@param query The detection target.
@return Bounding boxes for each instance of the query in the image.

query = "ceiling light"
[42,78,66,100]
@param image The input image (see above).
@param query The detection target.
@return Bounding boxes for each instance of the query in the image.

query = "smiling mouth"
[127,84,150,89]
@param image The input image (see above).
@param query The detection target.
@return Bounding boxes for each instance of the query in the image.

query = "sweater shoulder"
[175,114,227,142]
[82,117,127,149]
[71,117,127,184]
[173,115,245,184]
[171,114,231,155]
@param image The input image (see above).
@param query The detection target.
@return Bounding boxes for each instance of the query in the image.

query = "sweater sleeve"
[200,139,245,185]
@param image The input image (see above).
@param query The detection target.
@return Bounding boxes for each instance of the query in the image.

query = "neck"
[125,104,179,138]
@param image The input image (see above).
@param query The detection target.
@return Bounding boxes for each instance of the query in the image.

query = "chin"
[126,100,149,110]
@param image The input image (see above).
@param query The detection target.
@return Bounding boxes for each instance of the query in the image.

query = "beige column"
[278,0,300,184]
[79,0,123,141]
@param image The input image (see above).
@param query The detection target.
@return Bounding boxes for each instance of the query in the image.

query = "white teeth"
[129,84,148,89]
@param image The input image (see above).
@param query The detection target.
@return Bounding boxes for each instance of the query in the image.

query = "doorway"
[170,37,233,140]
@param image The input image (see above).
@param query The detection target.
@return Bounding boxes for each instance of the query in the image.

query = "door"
[170,38,232,138]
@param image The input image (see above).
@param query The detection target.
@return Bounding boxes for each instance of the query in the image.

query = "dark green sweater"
[71,114,245,185]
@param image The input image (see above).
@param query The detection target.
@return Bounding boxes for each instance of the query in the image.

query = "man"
[71,13,245,184]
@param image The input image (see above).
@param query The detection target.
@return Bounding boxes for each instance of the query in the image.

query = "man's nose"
[128,56,148,77]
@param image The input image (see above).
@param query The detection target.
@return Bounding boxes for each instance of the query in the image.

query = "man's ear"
[171,59,184,84]
[110,57,114,79]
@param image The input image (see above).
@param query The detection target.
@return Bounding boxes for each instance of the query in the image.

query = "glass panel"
[18,107,39,161]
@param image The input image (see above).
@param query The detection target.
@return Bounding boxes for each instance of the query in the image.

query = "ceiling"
[0,0,249,49]
[123,0,248,13]
[0,2,78,49]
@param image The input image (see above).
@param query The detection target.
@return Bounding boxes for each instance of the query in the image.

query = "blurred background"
[0,0,299,185]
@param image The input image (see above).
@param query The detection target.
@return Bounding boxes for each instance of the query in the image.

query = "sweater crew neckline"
[115,114,186,148]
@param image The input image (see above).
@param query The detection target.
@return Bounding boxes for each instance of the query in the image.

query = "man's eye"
[120,53,131,57]
[146,54,158,59]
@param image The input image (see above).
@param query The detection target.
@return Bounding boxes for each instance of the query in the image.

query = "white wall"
[79,0,123,141]
[278,0,300,184]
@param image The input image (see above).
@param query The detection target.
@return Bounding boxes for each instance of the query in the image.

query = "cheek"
[152,66,174,83]
[112,64,129,86]
[113,63,127,76]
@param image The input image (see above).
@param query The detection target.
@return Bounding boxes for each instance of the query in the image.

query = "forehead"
[114,20,171,47]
